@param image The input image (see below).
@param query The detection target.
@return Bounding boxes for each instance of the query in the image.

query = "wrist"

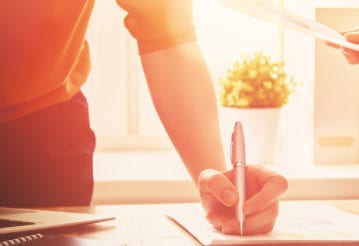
[137,29,197,54]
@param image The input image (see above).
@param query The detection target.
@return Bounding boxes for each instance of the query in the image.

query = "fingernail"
[221,189,237,206]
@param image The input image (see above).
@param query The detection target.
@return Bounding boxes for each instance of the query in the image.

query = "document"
[218,0,359,51]
[168,203,359,245]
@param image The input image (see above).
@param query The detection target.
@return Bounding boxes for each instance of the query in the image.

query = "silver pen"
[230,121,246,235]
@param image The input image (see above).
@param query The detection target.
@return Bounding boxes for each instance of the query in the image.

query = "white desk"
[43,200,359,246]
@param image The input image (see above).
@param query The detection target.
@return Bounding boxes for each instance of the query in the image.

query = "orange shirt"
[0,0,95,122]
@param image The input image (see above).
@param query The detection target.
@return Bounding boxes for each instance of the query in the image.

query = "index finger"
[244,166,288,215]
[325,41,341,49]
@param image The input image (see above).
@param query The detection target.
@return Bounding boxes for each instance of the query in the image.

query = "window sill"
[92,151,359,205]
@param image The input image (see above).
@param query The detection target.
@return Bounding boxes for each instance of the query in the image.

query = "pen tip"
[240,223,244,235]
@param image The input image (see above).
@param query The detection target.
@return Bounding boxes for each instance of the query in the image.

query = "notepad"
[167,203,359,245]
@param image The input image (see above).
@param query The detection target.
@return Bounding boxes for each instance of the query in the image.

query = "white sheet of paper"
[168,203,359,245]
[217,0,359,52]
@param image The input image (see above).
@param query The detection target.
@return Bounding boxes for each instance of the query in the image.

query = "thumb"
[345,32,359,44]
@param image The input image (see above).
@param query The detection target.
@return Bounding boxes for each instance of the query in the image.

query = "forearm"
[140,41,227,183]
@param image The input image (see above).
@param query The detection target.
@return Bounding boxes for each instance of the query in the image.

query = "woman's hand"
[198,165,288,235]
[326,28,359,65]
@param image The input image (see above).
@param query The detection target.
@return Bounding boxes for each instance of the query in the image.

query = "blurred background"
[82,0,359,204]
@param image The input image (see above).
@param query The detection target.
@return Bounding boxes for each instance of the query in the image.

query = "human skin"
[326,28,359,65]
[116,0,288,235]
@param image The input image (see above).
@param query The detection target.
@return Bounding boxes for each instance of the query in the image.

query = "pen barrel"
[235,165,246,226]
[231,121,246,233]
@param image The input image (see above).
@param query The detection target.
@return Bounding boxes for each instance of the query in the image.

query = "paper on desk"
[167,203,359,245]
[218,0,359,52]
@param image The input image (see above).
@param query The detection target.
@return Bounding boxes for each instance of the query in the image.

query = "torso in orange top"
[0,0,95,122]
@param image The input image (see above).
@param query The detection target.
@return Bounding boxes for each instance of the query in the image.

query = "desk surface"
[41,200,359,246]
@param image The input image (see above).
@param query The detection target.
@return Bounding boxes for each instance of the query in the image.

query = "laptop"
[0,207,115,235]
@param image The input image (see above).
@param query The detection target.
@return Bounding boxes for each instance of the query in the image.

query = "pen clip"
[231,121,246,167]
[230,133,234,165]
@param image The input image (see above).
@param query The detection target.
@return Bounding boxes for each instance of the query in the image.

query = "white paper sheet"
[217,0,359,52]
[168,203,359,245]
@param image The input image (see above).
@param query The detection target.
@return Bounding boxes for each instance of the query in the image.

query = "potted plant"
[218,51,299,164]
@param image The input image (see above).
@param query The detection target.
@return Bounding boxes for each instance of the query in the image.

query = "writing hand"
[198,165,288,235]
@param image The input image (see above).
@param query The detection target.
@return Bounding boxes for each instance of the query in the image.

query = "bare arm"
[140,42,227,182]
[116,0,288,235]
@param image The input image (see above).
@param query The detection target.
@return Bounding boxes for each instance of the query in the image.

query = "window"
[82,0,359,204]
[84,0,282,151]
[283,0,359,165]
[314,7,359,163]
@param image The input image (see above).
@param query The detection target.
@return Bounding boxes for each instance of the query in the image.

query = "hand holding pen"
[198,121,288,235]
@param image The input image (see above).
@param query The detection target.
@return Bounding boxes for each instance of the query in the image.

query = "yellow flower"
[218,51,299,108]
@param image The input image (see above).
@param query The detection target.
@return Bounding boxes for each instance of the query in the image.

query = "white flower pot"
[219,107,280,165]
